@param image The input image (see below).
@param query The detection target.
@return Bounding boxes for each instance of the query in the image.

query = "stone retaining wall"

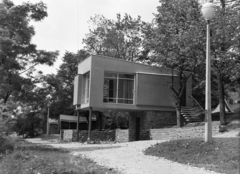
[73,130,115,142]
[62,130,74,141]
[129,113,137,141]
[142,111,176,129]
[62,113,221,142]
[129,111,177,141]
[150,122,220,140]
[115,129,129,143]
[61,129,129,143]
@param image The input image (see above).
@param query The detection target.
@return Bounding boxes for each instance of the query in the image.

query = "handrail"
[189,95,204,111]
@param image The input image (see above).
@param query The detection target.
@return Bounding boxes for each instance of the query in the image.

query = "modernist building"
[73,55,193,141]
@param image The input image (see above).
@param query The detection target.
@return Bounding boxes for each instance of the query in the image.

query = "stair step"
[182,111,203,115]
[181,105,204,123]
[182,113,203,117]
[181,108,202,112]
[184,116,202,119]
[186,119,201,122]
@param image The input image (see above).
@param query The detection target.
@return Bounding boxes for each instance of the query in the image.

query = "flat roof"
[137,72,178,77]
[59,114,97,123]
[80,54,170,70]
[80,55,190,75]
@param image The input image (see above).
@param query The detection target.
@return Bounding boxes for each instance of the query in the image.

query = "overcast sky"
[12,0,160,74]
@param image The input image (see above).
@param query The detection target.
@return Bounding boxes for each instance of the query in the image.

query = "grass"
[145,138,240,174]
[145,112,240,174]
[145,137,240,174]
[0,138,119,174]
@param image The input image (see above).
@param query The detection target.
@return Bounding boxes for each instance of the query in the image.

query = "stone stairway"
[181,106,204,122]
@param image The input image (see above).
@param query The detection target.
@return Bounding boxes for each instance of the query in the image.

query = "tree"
[14,110,43,137]
[142,0,206,127]
[0,0,58,103]
[42,50,89,119]
[0,98,19,135]
[210,0,240,125]
[142,0,240,127]
[83,14,145,61]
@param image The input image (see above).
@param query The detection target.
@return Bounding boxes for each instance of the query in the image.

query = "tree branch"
[18,63,38,75]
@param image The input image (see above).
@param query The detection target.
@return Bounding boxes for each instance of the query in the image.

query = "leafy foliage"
[141,0,207,126]
[43,50,89,119]
[0,0,58,103]
[142,0,240,116]
[208,0,240,124]
[83,14,145,61]
[0,98,20,136]
[13,111,43,137]
[104,111,129,129]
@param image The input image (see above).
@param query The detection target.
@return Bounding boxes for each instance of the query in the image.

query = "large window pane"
[84,72,90,103]
[103,78,117,103]
[103,72,134,104]
[118,79,134,99]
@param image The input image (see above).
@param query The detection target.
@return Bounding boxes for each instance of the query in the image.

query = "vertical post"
[76,109,80,141]
[87,107,92,143]
[59,120,62,140]
[47,106,50,135]
[99,112,102,131]
[205,20,212,142]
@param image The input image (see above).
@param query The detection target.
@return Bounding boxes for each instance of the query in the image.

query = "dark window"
[103,72,134,104]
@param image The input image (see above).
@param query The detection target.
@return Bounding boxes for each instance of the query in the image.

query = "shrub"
[0,136,14,155]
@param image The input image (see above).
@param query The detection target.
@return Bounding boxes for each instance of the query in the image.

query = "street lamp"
[46,103,50,136]
[201,0,216,142]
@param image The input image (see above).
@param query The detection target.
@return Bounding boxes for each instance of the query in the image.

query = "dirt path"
[26,138,221,174]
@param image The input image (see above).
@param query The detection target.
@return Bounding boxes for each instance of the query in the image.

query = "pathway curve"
[26,138,220,174]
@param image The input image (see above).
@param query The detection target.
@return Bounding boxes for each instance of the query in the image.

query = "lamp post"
[46,104,50,136]
[76,104,81,142]
[201,0,216,142]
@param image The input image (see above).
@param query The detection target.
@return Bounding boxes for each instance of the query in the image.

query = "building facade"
[73,55,193,141]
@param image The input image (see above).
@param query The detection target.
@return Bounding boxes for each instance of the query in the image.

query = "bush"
[0,136,14,155]
[13,112,43,138]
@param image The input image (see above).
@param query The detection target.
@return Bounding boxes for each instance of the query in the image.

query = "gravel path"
[73,140,220,174]
[25,126,240,174]
[26,138,221,174]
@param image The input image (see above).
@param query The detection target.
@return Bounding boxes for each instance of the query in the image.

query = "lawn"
[145,111,240,174]
[145,137,240,174]
[0,138,119,174]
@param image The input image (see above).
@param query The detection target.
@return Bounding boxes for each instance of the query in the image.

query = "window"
[84,72,90,103]
[103,72,134,104]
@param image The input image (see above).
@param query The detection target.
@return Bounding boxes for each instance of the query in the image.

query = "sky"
[12,0,160,74]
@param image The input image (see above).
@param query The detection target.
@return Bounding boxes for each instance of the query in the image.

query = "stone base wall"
[62,111,221,143]
[142,111,176,129]
[129,113,137,141]
[61,129,129,143]
[140,111,176,139]
[73,130,115,142]
[62,130,74,141]
[150,122,220,140]
[129,111,177,141]
[61,122,220,142]
[115,129,129,143]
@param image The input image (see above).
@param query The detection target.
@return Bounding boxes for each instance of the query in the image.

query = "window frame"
[103,72,135,105]
[83,72,90,103]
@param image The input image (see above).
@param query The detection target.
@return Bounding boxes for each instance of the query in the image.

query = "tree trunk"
[176,98,184,127]
[4,92,10,104]
[218,76,226,125]
[176,107,182,127]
